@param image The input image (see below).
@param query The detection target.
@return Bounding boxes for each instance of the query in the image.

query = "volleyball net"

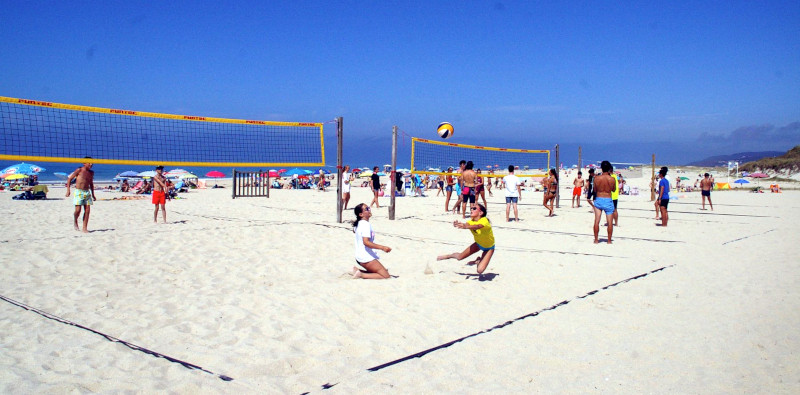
[0,96,325,167]
[411,138,550,177]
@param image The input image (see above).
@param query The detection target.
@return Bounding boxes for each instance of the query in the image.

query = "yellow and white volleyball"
[437,122,454,139]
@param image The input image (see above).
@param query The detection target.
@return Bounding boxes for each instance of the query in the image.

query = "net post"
[578,146,582,170]
[651,154,656,201]
[389,126,397,220]
[232,169,236,199]
[554,144,560,208]
[336,117,343,223]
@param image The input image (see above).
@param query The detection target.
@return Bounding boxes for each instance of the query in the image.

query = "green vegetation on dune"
[740,145,800,173]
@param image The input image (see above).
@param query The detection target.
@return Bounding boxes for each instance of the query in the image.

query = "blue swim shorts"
[594,197,615,215]
[505,196,518,204]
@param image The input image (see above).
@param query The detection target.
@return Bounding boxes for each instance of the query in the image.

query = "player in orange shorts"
[152,165,168,223]
[572,170,585,208]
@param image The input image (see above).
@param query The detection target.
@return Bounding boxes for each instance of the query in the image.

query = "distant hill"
[686,151,785,167]
[740,145,800,173]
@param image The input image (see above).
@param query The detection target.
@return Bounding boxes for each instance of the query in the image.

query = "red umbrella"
[206,171,226,178]
[749,172,769,178]
[278,169,288,173]
[267,170,280,177]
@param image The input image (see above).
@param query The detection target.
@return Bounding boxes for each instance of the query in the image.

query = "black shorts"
[612,199,618,209]
[659,199,669,208]
[702,190,710,197]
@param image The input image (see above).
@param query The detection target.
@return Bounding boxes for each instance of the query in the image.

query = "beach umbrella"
[318,168,331,174]
[283,168,308,176]
[53,172,69,179]
[679,177,690,180]
[165,168,190,177]
[1,162,46,175]
[118,171,140,177]
[278,169,287,173]
[359,171,374,178]
[138,170,156,178]
[5,174,28,180]
[180,173,198,179]
[206,170,226,178]
[267,170,280,177]
[749,172,768,178]
[733,179,750,184]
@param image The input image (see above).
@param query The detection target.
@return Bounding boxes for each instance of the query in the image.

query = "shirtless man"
[572,170,585,208]
[700,173,713,210]
[152,165,168,223]
[65,157,96,233]
[460,161,477,218]
[592,161,617,244]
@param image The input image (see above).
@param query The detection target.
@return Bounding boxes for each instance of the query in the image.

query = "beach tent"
[714,182,730,190]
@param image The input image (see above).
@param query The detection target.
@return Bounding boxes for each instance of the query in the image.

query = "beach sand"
[1,173,798,393]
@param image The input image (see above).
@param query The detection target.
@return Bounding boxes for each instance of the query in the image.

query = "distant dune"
[686,151,785,167]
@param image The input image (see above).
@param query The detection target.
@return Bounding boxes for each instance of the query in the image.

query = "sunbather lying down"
[101,196,147,201]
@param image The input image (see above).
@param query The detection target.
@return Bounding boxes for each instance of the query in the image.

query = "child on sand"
[437,203,495,274]
[352,203,392,279]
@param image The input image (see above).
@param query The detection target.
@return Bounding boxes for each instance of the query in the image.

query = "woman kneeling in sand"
[352,203,392,279]
[437,203,495,274]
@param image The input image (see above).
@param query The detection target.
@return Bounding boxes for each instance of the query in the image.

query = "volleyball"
[437,122,454,139]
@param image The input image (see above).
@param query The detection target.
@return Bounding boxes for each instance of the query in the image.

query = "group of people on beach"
[348,158,691,279]
[65,158,173,232]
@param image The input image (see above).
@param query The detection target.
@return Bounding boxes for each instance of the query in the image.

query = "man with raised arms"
[65,157,96,233]
[592,160,616,244]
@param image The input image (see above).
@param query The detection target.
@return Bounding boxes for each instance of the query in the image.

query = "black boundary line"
[308,264,675,392]
[0,294,234,382]
[167,212,629,258]
[614,207,775,218]
[427,218,683,243]
[721,228,777,245]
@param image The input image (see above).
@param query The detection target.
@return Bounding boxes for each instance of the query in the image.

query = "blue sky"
[2,1,798,165]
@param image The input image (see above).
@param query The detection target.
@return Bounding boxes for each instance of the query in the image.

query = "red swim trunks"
[152,190,166,205]
[572,187,582,196]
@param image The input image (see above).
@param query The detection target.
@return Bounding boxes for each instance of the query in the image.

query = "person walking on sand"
[444,166,455,212]
[341,165,352,210]
[592,161,617,244]
[585,168,596,210]
[437,203,494,275]
[543,168,558,216]
[451,160,466,214]
[700,173,713,210]
[460,161,477,218]
[657,167,670,226]
[65,157,96,233]
[352,203,391,279]
[475,168,488,208]
[152,165,168,223]
[503,165,522,222]
[610,167,620,226]
[369,166,381,208]
[572,170,585,208]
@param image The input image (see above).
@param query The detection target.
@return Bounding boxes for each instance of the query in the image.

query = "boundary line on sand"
[306,264,675,393]
[0,294,234,382]
[721,228,777,245]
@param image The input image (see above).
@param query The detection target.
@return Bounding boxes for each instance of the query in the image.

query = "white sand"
[1,174,798,393]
